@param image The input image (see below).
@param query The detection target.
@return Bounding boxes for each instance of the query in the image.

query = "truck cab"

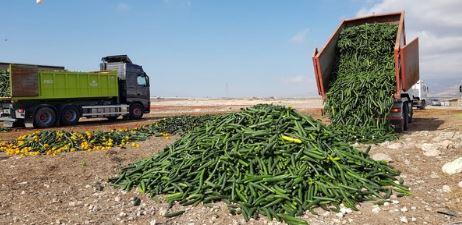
[100,55,151,117]
[408,80,429,109]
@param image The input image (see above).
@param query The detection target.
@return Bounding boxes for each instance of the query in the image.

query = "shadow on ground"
[408,117,444,131]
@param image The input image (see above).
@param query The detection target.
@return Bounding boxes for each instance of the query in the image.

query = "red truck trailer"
[312,11,419,132]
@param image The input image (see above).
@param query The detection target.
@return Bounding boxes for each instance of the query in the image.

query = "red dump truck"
[312,12,419,132]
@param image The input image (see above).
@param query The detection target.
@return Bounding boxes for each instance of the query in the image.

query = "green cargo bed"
[7,64,118,101]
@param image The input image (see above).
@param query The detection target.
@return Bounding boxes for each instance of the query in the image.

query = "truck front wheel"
[61,106,80,126]
[419,100,426,110]
[34,106,57,128]
[129,103,144,120]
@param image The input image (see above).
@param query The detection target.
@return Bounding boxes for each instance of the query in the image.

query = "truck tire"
[129,103,144,120]
[421,100,426,110]
[34,106,57,128]
[61,106,80,126]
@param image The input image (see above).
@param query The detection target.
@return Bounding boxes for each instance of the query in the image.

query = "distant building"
[440,98,459,107]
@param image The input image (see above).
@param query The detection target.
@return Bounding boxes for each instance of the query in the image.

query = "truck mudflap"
[388,101,405,132]
[387,97,413,132]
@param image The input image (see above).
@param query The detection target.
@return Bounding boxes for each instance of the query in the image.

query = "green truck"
[0,55,150,128]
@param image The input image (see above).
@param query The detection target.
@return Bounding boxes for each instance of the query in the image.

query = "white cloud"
[357,0,462,80]
[162,0,192,7]
[290,29,310,44]
[280,75,308,84]
[116,2,130,12]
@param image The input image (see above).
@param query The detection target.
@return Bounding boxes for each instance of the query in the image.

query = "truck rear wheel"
[61,106,80,126]
[34,106,57,128]
[418,100,426,110]
[129,103,144,120]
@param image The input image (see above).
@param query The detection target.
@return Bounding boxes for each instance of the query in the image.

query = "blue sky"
[2,0,460,97]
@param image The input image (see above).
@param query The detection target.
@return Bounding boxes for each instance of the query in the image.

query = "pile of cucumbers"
[111,105,409,225]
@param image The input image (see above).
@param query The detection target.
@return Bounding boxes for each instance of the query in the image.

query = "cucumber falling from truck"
[0,55,150,128]
[312,12,420,132]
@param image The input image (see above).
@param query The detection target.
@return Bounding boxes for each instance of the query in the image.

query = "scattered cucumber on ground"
[0,115,214,156]
[0,127,10,133]
[325,23,398,143]
[111,104,410,225]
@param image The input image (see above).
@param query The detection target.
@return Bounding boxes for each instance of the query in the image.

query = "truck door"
[135,73,150,111]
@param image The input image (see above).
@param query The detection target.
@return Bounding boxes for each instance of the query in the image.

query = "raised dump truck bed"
[312,11,420,132]
[313,11,419,98]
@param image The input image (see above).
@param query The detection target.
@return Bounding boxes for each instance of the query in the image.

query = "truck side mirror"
[143,73,150,87]
[145,76,150,87]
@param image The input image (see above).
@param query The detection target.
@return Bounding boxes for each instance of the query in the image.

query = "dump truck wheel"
[129,103,144,120]
[34,106,57,128]
[61,106,80,126]
[420,100,426,110]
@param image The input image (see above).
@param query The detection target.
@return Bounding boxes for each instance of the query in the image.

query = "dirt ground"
[0,99,461,225]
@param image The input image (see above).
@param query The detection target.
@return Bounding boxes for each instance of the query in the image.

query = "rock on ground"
[423,149,441,157]
[421,143,438,152]
[371,153,393,162]
[442,157,462,175]
[442,185,452,193]
[420,143,441,157]
[387,143,402,150]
